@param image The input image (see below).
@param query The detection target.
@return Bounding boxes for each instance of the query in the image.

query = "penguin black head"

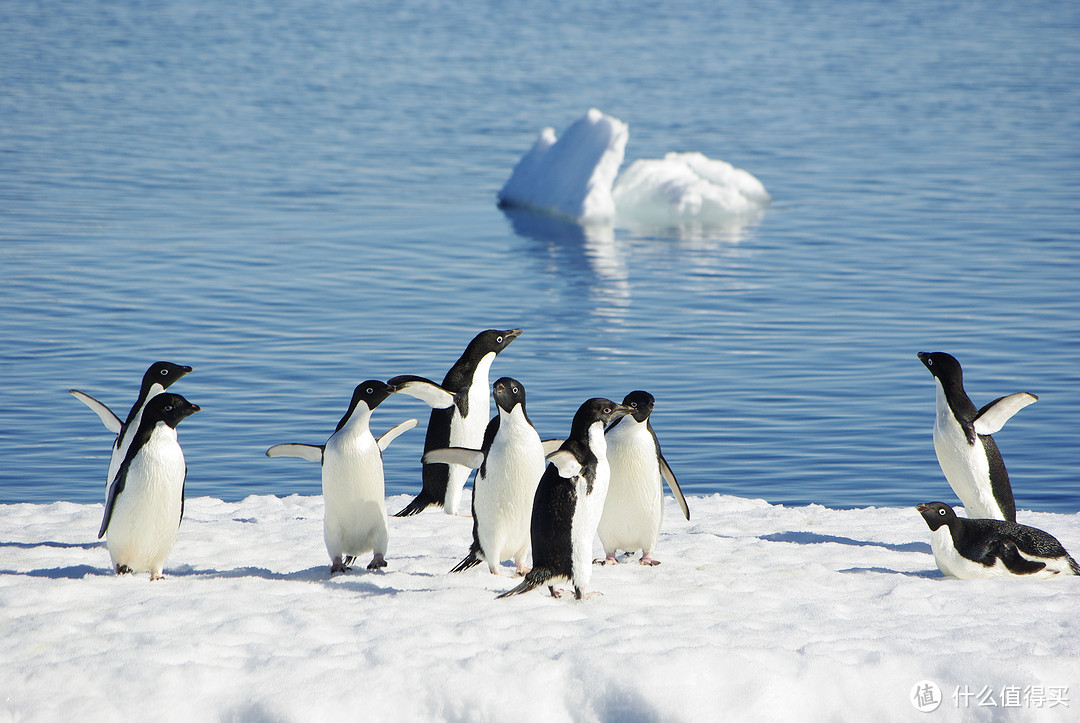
[493,377,527,414]
[467,329,523,357]
[917,352,963,385]
[621,390,655,423]
[142,361,193,392]
[142,393,201,429]
[571,398,634,437]
[917,501,958,532]
[336,381,396,432]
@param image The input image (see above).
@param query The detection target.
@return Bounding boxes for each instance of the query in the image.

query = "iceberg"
[498,110,770,229]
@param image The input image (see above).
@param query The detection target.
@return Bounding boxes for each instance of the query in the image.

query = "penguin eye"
[927,359,933,366]
[938,508,946,516]
[630,402,638,408]
[164,405,173,412]
[160,369,169,376]
[604,407,612,414]
[366,387,374,394]
[512,386,519,394]
[496,336,504,344]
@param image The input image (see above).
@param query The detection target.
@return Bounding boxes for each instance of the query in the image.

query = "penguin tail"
[450,549,482,574]
[1068,554,1080,577]
[393,492,440,517]
[496,568,551,599]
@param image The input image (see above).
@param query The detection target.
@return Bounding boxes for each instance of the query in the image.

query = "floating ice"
[498,110,770,229]
[497,108,628,223]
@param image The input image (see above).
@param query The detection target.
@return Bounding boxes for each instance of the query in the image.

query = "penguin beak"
[189,404,201,413]
[915,503,930,513]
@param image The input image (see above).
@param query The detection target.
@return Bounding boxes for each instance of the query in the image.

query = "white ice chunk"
[497,108,629,223]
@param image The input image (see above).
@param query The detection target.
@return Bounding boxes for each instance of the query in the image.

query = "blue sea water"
[2,0,1078,514]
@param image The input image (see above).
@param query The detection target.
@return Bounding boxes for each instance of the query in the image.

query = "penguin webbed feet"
[639,554,661,566]
[594,554,619,566]
[115,564,132,576]
[367,554,387,570]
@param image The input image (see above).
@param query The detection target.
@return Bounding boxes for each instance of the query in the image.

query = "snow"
[3,493,1078,721]
[498,110,770,229]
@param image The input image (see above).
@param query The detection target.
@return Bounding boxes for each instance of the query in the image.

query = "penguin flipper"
[69,390,123,434]
[387,375,456,409]
[973,392,1038,435]
[995,539,1048,575]
[540,438,565,455]
[377,419,418,451]
[659,454,690,521]
[99,472,125,539]
[423,447,485,469]
[546,450,582,480]
[265,444,324,462]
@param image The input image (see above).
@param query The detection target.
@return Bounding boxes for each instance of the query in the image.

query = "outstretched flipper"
[541,439,564,455]
[422,447,485,469]
[69,390,123,435]
[660,454,690,521]
[377,418,418,451]
[973,392,1038,436]
[387,375,457,410]
[496,567,552,598]
[265,444,324,463]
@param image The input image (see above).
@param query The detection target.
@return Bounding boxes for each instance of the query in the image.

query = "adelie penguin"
[389,328,522,517]
[917,351,1037,522]
[98,392,200,580]
[266,381,417,574]
[917,502,1079,579]
[596,391,690,566]
[498,398,633,601]
[69,361,193,497]
[425,377,555,576]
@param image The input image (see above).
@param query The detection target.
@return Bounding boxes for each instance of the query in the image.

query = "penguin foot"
[639,555,661,566]
[367,554,387,570]
[593,555,619,566]
[330,557,351,575]
[150,572,165,581]
[115,564,132,575]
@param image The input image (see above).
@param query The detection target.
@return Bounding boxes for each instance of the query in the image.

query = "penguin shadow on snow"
[760,531,940,578]
[164,564,404,594]
[0,564,113,579]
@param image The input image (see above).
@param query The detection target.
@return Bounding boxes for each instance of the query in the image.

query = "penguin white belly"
[933,391,1002,521]
[322,433,388,559]
[444,353,495,514]
[105,428,185,576]
[571,427,611,592]
[474,412,545,568]
[599,422,663,555]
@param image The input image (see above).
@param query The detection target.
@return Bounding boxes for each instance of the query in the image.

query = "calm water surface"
[2,1,1078,514]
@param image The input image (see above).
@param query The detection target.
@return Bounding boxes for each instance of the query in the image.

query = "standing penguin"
[498,398,633,600]
[425,377,551,576]
[596,391,690,566]
[917,352,1037,522]
[266,382,416,574]
[70,361,193,496]
[917,502,1079,579]
[98,392,200,579]
[389,328,522,517]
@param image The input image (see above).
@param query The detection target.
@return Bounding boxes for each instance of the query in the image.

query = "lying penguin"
[917,502,1079,579]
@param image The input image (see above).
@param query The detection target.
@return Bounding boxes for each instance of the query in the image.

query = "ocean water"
[2,0,1078,514]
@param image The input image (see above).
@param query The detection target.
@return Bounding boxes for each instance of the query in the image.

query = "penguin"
[70,361,193,497]
[917,351,1037,522]
[98,392,200,580]
[266,381,417,574]
[596,390,690,566]
[424,377,553,576]
[917,502,1079,579]
[389,328,522,517]
[497,398,633,600]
